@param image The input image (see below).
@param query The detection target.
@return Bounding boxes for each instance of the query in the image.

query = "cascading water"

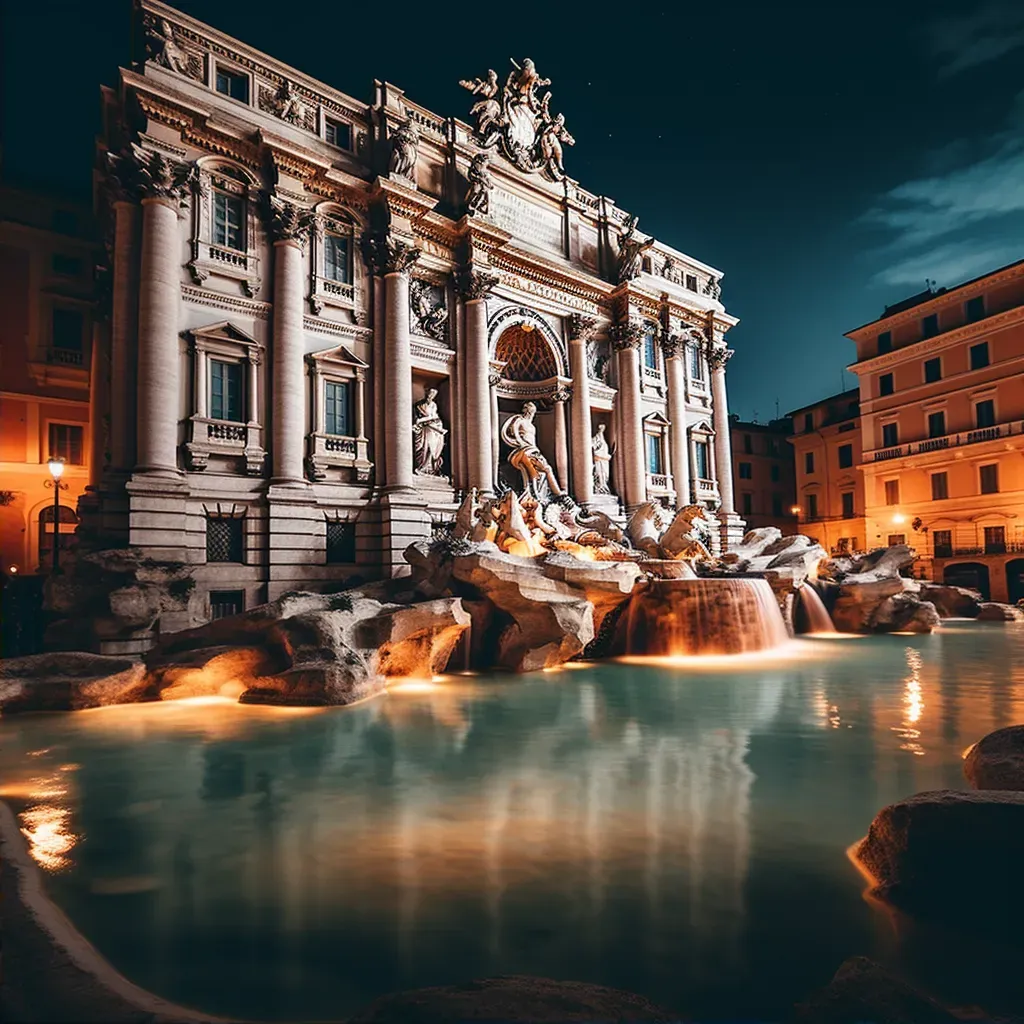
[796,584,836,634]
[615,577,789,657]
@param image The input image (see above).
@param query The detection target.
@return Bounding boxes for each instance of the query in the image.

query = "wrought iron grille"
[206,516,244,563]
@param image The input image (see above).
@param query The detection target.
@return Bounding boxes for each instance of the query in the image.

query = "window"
[921,313,938,338]
[215,65,249,102]
[206,516,244,563]
[689,344,704,381]
[643,329,658,370]
[694,440,710,479]
[841,491,854,518]
[325,381,352,437]
[838,443,853,469]
[51,308,82,351]
[927,410,946,438]
[742,492,753,515]
[685,273,698,292]
[48,423,84,465]
[743,434,752,454]
[739,462,752,479]
[803,412,813,433]
[772,494,783,517]
[877,331,892,354]
[325,118,351,149]
[884,479,899,505]
[646,434,663,474]
[924,357,941,383]
[931,472,948,501]
[984,526,1006,554]
[970,341,990,370]
[51,254,82,276]
[878,373,894,396]
[888,533,906,547]
[805,451,815,473]
[770,464,780,482]
[807,494,819,519]
[965,295,985,322]
[881,422,898,448]
[933,530,952,558]
[213,192,245,251]
[980,464,999,494]
[210,360,243,422]
[210,590,245,620]
[326,521,357,564]
[975,399,995,428]
[323,233,351,283]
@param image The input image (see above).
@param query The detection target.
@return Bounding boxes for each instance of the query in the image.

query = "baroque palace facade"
[84,0,743,621]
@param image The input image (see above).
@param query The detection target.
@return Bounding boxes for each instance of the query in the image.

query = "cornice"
[303,315,372,339]
[181,285,271,319]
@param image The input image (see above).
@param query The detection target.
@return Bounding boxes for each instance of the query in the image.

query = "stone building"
[82,0,743,636]
[787,389,864,556]
[0,185,98,575]
[846,266,1024,603]
[729,417,797,532]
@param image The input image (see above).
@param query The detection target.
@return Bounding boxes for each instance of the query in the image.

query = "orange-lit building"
[787,389,865,555]
[729,418,797,532]
[846,264,1024,603]
[0,185,98,575]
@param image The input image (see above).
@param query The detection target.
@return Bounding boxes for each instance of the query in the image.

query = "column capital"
[456,265,500,301]
[125,145,193,207]
[551,384,573,403]
[611,320,645,351]
[705,345,734,371]
[360,230,421,276]
[567,313,599,343]
[266,193,314,245]
[660,332,682,359]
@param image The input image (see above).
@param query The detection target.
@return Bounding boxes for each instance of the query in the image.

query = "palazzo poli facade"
[85,0,743,626]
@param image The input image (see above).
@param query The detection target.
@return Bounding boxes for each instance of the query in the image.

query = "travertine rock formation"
[963,725,1024,791]
[976,601,1024,622]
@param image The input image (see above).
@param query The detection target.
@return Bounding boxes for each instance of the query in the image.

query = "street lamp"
[790,505,802,517]
[44,457,68,574]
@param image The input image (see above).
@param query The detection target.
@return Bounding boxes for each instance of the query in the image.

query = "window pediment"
[307,343,368,372]
[185,321,259,348]
[690,420,715,437]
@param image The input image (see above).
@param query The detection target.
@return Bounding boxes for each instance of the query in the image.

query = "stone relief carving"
[464,151,494,217]
[409,279,449,342]
[126,146,194,206]
[611,320,646,351]
[551,385,573,404]
[460,58,573,180]
[592,423,613,494]
[501,401,563,501]
[144,16,200,79]
[616,215,656,284]
[412,388,447,476]
[388,118,419,180]
[703,276,722,300]
[660,332,682,359]
[262,80,308,127]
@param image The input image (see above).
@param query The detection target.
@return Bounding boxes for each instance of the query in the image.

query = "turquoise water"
[2,623,1024,1021]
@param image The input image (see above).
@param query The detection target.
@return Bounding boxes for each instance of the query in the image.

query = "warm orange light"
[790,505,802,516]
[892,513,906,525]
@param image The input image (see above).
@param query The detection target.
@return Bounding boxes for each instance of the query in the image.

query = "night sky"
[4,0,1023,420]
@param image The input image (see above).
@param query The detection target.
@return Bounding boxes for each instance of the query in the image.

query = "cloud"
[869,242,1020,288]
[927,3,1024,76]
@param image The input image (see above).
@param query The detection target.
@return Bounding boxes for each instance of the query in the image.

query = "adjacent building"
[787,389,865,556]
[846,266,1024,602]
[0,185,98,575]
[730,417,797,532]
[80,0,744,644]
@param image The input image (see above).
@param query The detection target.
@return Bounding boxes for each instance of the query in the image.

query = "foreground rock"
[0,652,148,715]
[344,975,681,1023]
[829,577,939,634]
[976,602,1024,622]
[855,789,1024,943]
[964,726,1024,791]
[918,583,982,618]
[793,956,961,1024]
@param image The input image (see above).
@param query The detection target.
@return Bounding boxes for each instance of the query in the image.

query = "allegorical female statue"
[591,423,613,494]
[389,118,419,179]
[412,388,447,476]
[501,401,563,500]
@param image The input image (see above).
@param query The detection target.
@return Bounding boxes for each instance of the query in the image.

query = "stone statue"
[626,501,671,558]
[660,504,716,563]
[459,70,502,141]
[412,388,447,476]
[703,276,722,300]
[149,17,190,75]
[276,80,306,125]
[500,401,563,501]
[591,423,613,494]
[389,118,419,179]
[465,151,494,217]
[506,58,551,111]
[617,215,656,284]
[409,279,448,342]
[538,113,575,180]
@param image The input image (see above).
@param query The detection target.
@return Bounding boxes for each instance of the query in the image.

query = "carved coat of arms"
[460,58,574,180]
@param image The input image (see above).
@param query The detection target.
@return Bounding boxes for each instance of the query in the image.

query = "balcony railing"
[869,420,1022,461]
[47,347,84,366]
[933,543,1024,558]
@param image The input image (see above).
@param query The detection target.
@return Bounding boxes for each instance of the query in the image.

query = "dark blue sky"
[4,0,1023,419]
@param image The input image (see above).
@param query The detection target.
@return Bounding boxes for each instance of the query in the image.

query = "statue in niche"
[591,424,613,494]
[458,70,502,142]
[389,118,419,179]
[587,339,611,383]
[501,401,564,501]
[465,151,494,217]
[538,113,575,180]
[616,215,656,284]
[412,388,447,476]
[409,279,448,342]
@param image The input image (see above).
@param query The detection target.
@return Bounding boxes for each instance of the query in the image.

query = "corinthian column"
[458,267,499,496]
[613,321,646,509]
[568,314,596,506]
[269,196,313,485]
[708,343,736,514]
[108,199,139,473]
[662,333,690,506]
[552,385,572,493]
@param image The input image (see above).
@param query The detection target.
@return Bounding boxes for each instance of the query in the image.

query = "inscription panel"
[488,189,565,254]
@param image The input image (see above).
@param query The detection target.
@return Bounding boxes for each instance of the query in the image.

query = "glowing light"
[891,647,925,755]
[47,456,65,480]
[962,743,976,760]
[790,505,802,516]
[617,639,818,670]
[19,804,78,871]
[891,513,906,525]
[388,679,439,694]
[173,695,237,707]
[8,564,17,574]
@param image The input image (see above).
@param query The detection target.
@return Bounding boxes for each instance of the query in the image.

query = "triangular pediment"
[643,411,671,427]
[691,419,715,436]
[308,343,369,369]
[184,320,257,345]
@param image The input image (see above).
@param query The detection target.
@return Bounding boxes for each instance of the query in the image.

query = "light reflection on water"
[1,623,1023,1020]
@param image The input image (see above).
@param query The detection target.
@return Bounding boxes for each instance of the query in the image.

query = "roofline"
[785,387,859,420]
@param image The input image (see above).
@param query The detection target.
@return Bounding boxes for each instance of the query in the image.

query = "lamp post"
[45,457,67,574]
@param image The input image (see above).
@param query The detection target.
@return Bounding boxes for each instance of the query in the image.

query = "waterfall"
[615,577,789,657]
[796,585,836,634]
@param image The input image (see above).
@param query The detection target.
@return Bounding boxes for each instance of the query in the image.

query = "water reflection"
[892,648,925,757]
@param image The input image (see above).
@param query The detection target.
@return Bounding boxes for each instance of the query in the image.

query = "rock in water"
[855,789,1024,944]
[964,725,1024,791]
[917,582,981,618]
[0,652,148,715]
[976,602,1024,622]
